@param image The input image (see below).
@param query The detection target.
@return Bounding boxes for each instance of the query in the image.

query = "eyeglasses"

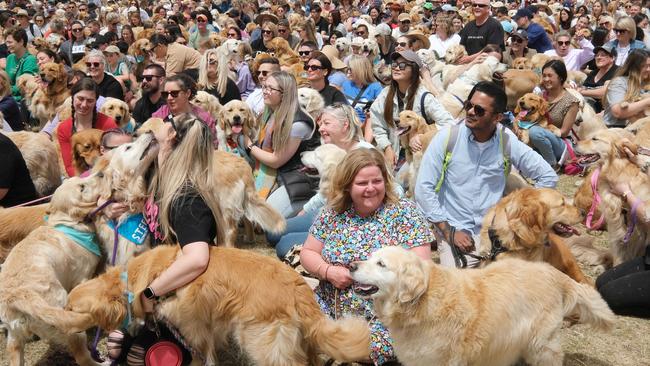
[463,100,489,117]
[511,37,524,44]
[208,58,218,65]
[391,61,413,70]
[472,3,489,7]
[278,28,287,33]
[557,40,570,46]
[161,90,183,99]
[401,20,411,24]
[262,30,273,35]
[262,85,282,94]
[614,28,627,34]
[142,75,161,81]
[86,62,102,68]
[257,70,270,77]
[298,50,312,56]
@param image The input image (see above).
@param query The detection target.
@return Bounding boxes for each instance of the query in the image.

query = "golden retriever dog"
[444,43,467,64]
[503,69,540,110]
[192,90,223,120]
[350,246,615,366]
[361,38,380,63]
[59,245,371,366]
[301,144,347,197]
[269,37,301,66]
[530,53,551,70]
[28,62,70,127]
[478,188,590,284]
[396,110,438,196]
[575,129,649,266]
[71,128,103,176]
[216,100,258,153]
[335,37,351,59]
[512,56,533,70]
[0,204,49,262]
[4,131,61,196]
[288,62,310,88]
[298,87,325,121]
[513,93,561,145]
[15,74,39,104]
[99,97,134,131]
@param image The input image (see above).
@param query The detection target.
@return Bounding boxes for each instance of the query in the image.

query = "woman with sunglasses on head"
[343,55,383,141]
[604,49,650,127]
[371,50,454,169]
[197,48,241,104]
[252,21,278,54]
[153,73,218,146]
[244,71,319,218]
[603,16,646,66]
[307,52,349,107]
[55,77,118,177]
[59,21,87,65]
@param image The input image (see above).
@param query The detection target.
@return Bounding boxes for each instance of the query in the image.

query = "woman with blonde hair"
[428,16,461,59]
[300,148,432,365]
[295,19,323,50]
[0,70,23,131]
[197,48,241,104]
[604,16,646,66]
[604,49,650,127]
[342,55,383,140]
[243,71,318,217]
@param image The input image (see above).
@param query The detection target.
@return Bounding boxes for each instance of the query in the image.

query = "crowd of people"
[1,0,650,364]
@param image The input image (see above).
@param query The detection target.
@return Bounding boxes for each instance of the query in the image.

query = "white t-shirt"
[428,33,461,59]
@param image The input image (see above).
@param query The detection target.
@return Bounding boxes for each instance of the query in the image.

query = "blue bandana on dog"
[517,120,539,130]
[107,213,150,245]
[53,225,101,256]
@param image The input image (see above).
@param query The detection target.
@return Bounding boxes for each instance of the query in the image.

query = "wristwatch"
[143,286,157,300]
[245,142,256,154]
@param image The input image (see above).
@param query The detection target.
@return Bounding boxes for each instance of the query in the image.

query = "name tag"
[107,213,150,245]
[72,44,86,54]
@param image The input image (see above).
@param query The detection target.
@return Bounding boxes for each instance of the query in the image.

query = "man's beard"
[144,84,158,94]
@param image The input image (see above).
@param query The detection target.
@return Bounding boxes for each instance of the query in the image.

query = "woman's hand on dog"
[409,135,423,152]
[327,265,353,289]
[99,198,129,220]
[452,231,475,253]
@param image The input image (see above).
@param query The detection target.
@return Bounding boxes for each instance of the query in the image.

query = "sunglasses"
[472,3,489,7]
[396,42,409,48]
[142,75,161,81]
[278,28,287,33]
[72,28,83,32]
[227,32,238,38]
[391,61,413,70]
[257,70,270,77]
[324,1,331,4]
[511,37,524,43]
[208,58,218,65]
[304,64,323,71]
[401,20,411,24]
[356,31,366,36]
[557,40,570,46]
[161,90,183,99]
[197,18,206,23]
[85,62,101,68]
[298,50,312,56]
[614,28,627,33]
[463,100,489,117]
[263,30,273,35]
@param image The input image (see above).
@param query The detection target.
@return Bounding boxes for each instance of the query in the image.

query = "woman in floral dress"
[300,148,433,365]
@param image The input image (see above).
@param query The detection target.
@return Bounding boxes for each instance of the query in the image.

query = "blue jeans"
[528,125,565,167]
[267,210,318,258]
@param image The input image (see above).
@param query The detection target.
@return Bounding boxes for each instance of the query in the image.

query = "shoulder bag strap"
[351,84,369,108]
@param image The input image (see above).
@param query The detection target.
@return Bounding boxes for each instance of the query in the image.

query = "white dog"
[350,246,615,366]
[298,87,325,121]
[335,37,351,59]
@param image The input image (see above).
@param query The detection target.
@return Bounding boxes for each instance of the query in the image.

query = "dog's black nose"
[349,262,358,272]
[233,115,241,122]
[519,100,525,108]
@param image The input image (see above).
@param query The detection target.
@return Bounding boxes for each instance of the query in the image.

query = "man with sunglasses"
[458,0,505,63]
[415,81,557,268]
[392,13,412,39]
[245,57,281,116]
[133,64,167,125]
[502,29,537,67]
[512,8,552,53]
[86,50,124,100]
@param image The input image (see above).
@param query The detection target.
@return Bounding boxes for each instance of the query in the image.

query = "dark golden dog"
[71,129,103,176]
[28,62,71,127]
[513,93,561,145]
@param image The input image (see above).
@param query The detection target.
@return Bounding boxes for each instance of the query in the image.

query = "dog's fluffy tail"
[564,281,616,332]
[244,188,286,234]
[565,235,613,270]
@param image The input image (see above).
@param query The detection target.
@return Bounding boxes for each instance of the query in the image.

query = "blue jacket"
[526,22,553,53]
[604,39,646,51]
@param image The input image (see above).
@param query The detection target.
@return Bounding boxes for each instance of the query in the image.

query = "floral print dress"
[309,198,434,365]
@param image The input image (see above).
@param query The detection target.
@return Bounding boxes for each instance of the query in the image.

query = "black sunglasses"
[72,27,83,32]
[614,28,627,33]
[299,50,312,56]
[227,32,238,37]
[304,64,323,71]
[278,28,287,33]
[396,42,409,48]
[86,62,101,68]
[391,61,413,70]
[557,40,570,46]
[463,100,489,117]
[142,75,161,81]
[512,37,524,44]
[161,90,183,99]
[257,70,270,76]
[263,30,273,35]
[472,3,489,7]
[401,20,411,24]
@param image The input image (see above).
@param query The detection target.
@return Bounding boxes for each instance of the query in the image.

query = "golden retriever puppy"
[478,188,590,284]
[298,87,325,121]
[71,129,103,176]
[503,69,540,110]
[60,245,371,366]
[29,62,71,127]
[512,56,533,70]
[513,93,561,145]
[350,246,615,366]
[191,90,223,120]
[269,37,301,66]
[444,43,467,64]
[4,131,61,196]
[397,110,438,197]
[217,100,258,153]
[100,97,134,131]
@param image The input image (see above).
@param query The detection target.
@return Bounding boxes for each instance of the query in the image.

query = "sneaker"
[558,142,569,167]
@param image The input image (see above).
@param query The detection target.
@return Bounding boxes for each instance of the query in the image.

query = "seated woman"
[55,78,117,177]
[300,148,433,365]
[307,52,348,107]
[578,44,618,113]
[268,104,374,258]
[197,48,241,105]
[529,60,579,170]
[0,70,23,131]
[107,113,227,365]
[597,181,650,319]
[603,49,650,127]
[244,71,318,218]
[342,55,383,141]
[152,73,218,146]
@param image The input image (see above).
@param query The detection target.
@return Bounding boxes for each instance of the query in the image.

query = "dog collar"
[517,120,538,130]
[121,271,135,330]
[53,224,101,256]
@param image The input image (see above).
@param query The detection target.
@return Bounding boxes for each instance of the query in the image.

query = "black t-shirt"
[318,85,349,107]
[314,16,329,34]
[133,92,166,125]
[204,78,242,105]
[459,17,505,55]
[584,65,618,88]
[251,38,269,54]
[169,191,217,247]
[97,72,125,100]
[0,133,38,207]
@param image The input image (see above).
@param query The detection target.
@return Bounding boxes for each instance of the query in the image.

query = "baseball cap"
[104,45,121,54]
[513,8,533,20]
[511,29,528,40]
[398,13,410,22]
[441,4,458,12]
[501,20,514,33]
[593,44,617,57]
[375,23,392,36]
[391,50,423,69]
[422,2,434,10]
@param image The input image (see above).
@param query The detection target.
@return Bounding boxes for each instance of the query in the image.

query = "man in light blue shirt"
[415,81,557,267]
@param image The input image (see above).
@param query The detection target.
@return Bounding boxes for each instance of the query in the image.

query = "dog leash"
[585,168,605,230]
[8,194,53,208]
[623,198,643,244]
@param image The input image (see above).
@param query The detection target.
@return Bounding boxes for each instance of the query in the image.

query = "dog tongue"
[517,110,529,119]
[232,125,243,134]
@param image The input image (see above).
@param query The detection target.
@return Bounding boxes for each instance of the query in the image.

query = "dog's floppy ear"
[397,255,429,303]
[56,63,67,84]
[536,96,548,117]
[507,198,548,248]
